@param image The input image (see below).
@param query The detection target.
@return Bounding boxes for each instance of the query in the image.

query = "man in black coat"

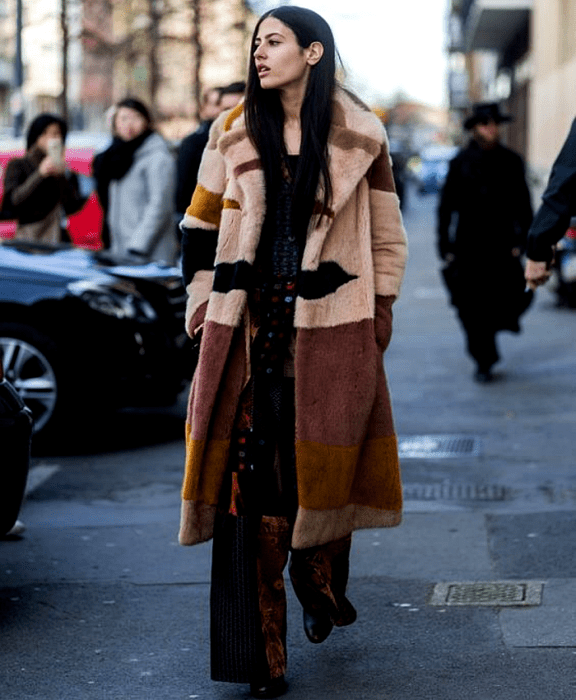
[525,118,576,289]
[175,82,245,220]
[437,103,533,382]
[175,86,223,219]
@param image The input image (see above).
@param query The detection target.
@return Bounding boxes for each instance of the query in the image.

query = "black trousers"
[460,316,500,371]
[210,513,355,684]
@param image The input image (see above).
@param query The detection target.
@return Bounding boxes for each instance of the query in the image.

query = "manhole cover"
[399,435,481,458]
[403,483,511,502]
[429,581,544,607]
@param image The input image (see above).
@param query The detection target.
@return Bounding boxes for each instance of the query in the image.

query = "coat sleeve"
[367,137,408,302]
[3,158,43,211]
[180,118,227,338]
[128,148,177,257]
[513,154,534,249]
[527,118,576,262]
[437,156,459,260]
[367,135,407,351]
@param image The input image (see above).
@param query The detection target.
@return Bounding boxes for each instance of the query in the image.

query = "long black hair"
[245,5,337,238]
[26,113,68,151]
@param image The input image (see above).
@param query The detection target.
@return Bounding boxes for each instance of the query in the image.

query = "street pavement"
[2,187,576,699]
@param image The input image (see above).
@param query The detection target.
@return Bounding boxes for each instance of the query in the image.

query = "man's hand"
[525,259,551,290]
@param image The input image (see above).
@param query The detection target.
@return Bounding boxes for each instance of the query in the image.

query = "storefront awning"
[465,0,532,51]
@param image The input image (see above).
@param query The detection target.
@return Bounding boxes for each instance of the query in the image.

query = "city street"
[2,188,576,700]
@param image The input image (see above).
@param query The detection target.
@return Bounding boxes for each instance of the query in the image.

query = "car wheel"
[0,323,60,438]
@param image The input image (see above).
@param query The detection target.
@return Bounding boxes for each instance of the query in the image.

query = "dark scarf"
[91,129,153,248]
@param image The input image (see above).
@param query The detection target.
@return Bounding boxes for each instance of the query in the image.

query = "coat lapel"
[304,91,384,269]
[326,92,384,218]
[215,90,385,269]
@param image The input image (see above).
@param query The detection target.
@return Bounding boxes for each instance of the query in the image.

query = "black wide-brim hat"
[464,102,513,130]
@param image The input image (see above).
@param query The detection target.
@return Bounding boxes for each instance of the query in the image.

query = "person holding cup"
[1,113,86,244]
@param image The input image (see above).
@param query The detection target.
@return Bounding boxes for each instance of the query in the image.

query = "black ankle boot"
[303,609,334,644]
[250,674,288,699]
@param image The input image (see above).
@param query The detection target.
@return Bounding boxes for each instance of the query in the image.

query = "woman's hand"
[375,295,394,351]
[525,259,551,290]
[38,156,65,178]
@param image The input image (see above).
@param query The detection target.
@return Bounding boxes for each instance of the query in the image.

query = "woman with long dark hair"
[179,6,407,698]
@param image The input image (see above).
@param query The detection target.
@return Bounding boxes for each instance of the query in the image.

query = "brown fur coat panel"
[179,88,407,549]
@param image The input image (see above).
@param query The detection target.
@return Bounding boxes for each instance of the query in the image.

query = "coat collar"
[218,88,384,221]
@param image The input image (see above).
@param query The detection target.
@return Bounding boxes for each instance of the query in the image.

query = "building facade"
[529,0,576,173]
[447,0,532,159]
[448,0,576,185]
[0,0,255,136]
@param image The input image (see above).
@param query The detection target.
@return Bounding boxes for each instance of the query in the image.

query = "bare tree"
[190,0,202,122]
[147,0,162,109]
[59,0,69,121]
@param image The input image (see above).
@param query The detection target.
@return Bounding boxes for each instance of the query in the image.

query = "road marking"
[25,465,61,495]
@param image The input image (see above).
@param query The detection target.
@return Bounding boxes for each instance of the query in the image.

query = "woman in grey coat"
[93,98,178,264]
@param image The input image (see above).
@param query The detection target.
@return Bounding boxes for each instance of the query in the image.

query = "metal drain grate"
[429,581,544,607]
[403,483,511,502]
[398,435,481,458]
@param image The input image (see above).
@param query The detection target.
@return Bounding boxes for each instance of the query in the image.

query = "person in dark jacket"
[2,113,86,243]
[437,102,534,382]
[175,82,245,219]
[525,118,576,289]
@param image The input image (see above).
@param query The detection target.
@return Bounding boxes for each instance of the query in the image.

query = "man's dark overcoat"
[437,139,533,331]
[527,117,576,262]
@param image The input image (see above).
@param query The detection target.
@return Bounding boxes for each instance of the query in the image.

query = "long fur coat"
[179,88,408,549]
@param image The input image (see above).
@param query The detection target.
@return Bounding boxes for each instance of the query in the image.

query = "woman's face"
[253,17,318,92]
[115,107,148,141]
[35,122,62,153]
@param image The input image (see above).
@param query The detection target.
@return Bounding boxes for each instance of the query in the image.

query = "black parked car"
[0,366,32,536]
[0,241,190,440]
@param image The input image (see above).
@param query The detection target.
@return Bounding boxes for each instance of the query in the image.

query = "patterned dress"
[210,156,356,685]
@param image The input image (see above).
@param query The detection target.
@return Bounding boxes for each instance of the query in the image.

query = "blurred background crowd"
[0,0,573,240]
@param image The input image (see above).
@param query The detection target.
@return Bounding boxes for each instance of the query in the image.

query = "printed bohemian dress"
[210,156,356,685]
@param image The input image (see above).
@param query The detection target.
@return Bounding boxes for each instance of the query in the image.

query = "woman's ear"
[306,41,324,66]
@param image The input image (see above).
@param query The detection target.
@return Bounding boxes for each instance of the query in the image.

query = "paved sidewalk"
[1,190,576,699]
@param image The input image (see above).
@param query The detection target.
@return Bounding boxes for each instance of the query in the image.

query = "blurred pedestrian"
[175,82,246,219]
[92,97,178,264]
[525,117,576,290]
[178,5,407,698]
[2,113,86,244]
[437,102,533,382]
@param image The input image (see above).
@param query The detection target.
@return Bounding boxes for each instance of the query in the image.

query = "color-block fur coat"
[179,88,407,550]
